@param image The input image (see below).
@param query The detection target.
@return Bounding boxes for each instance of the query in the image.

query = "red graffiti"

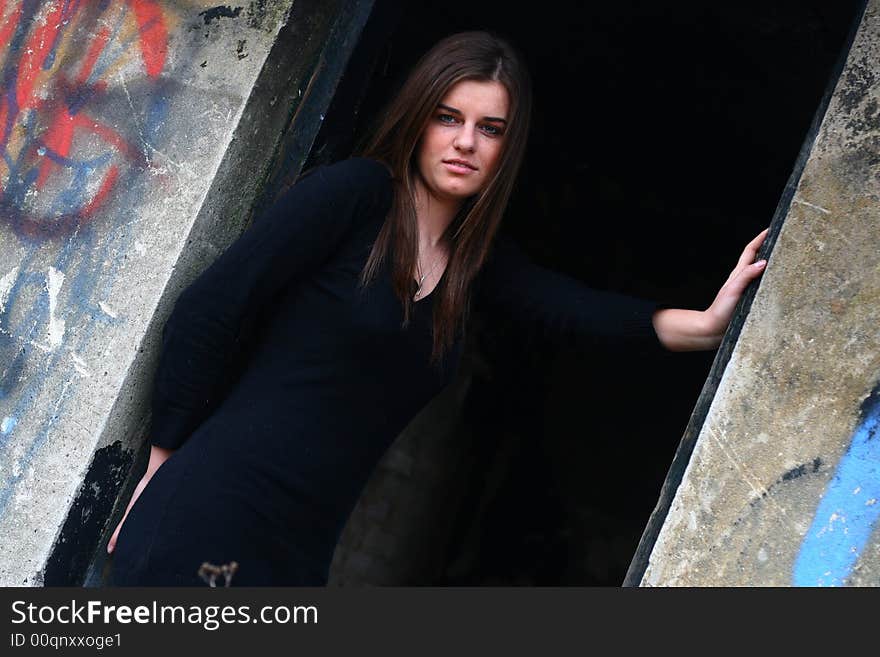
[35,23,113,190]
[0,1,170,239]
[130,0,169,78]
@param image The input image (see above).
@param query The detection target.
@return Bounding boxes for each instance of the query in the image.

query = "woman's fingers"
[705,259,767,335]
[741,227,769,262]
[749,227,770,245]
[725,227,769,284]
[705,229,770,337]
[728,258,767,296]
[735,227,769,268]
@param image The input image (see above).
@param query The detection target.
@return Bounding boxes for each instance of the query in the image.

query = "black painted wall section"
[253,0,382,208]
[304,1,405,169]
[44,443,136,586]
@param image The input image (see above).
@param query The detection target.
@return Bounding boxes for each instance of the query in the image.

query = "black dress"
[109,157,661,586]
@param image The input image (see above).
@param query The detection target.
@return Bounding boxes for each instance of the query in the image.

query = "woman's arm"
[150,158,392,450]
[474,227,768,351]
[651,228,769,351]
[474,233,664,347]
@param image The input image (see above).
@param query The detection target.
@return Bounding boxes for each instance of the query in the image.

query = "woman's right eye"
[436,113,457,124]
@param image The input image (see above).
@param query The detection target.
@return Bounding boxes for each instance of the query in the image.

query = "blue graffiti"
[793,382,880,586]
[0,3,163,507]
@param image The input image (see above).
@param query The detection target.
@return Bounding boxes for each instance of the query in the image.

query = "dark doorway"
[338,0,863,585]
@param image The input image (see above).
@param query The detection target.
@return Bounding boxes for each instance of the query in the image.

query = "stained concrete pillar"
[0,0,371,586]
[629,0,880,586]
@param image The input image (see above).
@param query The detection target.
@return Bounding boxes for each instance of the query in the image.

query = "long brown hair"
[358,31,532,364]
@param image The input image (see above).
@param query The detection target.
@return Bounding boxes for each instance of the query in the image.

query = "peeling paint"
[45,268,66,349]
[98,302,118,319]
[0,268,19,313]
[198,6,243,25]
[1,417,17,435]
[72,354,92,378]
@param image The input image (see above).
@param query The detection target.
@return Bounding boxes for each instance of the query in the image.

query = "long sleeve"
[150,157,392,449]
[473,232,664,348]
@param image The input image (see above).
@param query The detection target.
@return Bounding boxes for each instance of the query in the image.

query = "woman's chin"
[439,184,480,202]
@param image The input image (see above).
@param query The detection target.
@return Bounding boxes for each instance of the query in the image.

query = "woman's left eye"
[480,124,503,136]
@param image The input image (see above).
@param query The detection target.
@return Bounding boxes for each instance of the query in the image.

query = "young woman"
[106,31,768,586]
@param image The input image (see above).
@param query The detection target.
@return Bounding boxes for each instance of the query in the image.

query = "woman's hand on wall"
[106,445,175,554]
[652,228,769,351]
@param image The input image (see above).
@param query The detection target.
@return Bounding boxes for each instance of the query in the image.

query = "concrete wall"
[0,0,370,586]
[638,0,880,586]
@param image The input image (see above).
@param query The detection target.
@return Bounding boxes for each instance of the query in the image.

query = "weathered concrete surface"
[641,1,880,586]
[0,0,365,585]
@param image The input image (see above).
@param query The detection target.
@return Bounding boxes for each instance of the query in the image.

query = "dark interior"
[326,0,862,585]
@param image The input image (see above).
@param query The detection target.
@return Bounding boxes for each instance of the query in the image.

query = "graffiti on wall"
[1,0,168,239]
[0,0,217,518]
[793,380,880,586]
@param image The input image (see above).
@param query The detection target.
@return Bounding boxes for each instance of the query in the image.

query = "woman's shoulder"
[299,157,392,194]
[287,157,393,224]
[333,156,393,179]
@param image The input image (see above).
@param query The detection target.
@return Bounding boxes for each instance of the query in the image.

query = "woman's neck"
[413,180,461,250]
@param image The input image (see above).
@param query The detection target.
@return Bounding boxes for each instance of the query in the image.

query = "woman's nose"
[453,125,476,152]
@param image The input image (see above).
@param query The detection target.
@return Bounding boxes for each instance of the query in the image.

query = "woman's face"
[415,79,509,206]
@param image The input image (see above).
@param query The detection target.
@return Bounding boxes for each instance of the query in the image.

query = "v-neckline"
[413,286,437,305]
[412,269,445,305]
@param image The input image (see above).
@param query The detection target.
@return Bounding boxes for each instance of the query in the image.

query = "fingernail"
[756,260,767,267]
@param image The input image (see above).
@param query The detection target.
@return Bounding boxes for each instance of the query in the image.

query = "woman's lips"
[443,159,477,173]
